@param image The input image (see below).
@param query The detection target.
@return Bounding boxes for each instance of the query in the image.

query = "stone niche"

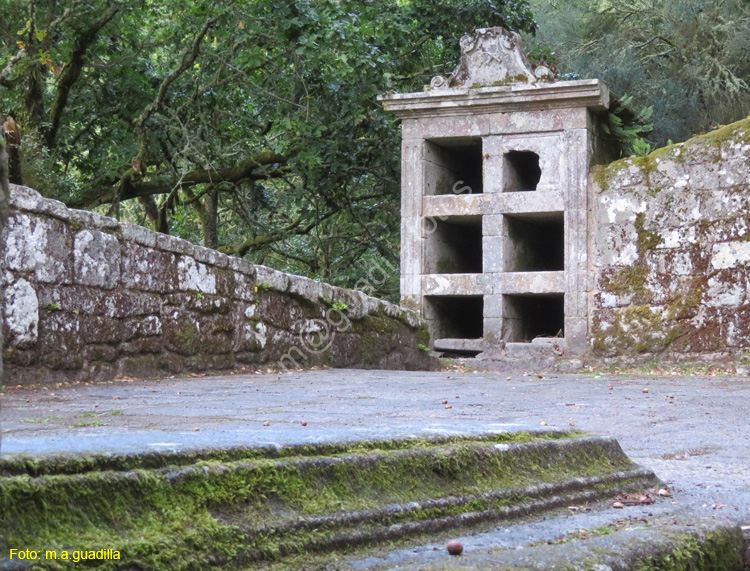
[379,27,612,357]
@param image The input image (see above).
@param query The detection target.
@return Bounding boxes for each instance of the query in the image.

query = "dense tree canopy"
[6,0,744,300]
[0,0,535,300]
[527,0,750,148]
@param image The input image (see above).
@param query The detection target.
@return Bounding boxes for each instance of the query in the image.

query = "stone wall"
[591,118,750,363]
[2,185,432,386]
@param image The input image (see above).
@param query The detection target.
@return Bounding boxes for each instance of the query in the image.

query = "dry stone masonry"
[591,120,750,363]
[379,27,613,360]
[2,185,432,386]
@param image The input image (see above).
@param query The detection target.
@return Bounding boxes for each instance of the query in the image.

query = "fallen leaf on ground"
[613,493,655,506]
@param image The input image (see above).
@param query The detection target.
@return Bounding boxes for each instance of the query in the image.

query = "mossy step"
[342,519,746,571]
[0,430,577,477]
[0,434,659,570]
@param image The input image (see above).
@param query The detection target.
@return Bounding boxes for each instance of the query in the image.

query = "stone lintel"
[422,194,486,218]
[379,80,610,118]
[500,271,564,294]
[421,274,485,297]
[486,192,565,216]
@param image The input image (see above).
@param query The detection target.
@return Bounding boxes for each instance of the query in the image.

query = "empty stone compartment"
[424,216,482,274]
[424,138,483,195]
[503,294,564,342]
[503,150,541,191]
[424,296,483,341]
[503,213,564,272]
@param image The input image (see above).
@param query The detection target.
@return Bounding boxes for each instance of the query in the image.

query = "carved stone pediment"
[431,27,552,90]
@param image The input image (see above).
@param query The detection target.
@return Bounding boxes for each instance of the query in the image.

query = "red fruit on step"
[446,541,463,555]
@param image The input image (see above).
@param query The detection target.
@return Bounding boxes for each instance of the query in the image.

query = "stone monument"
[378,27,612,358]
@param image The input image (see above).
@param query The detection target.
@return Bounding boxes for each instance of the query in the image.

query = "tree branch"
[0,49,26,88]
[220,209,340,257]
[74,150,289,208]
[136,17,217,134]
[45,4,120,148]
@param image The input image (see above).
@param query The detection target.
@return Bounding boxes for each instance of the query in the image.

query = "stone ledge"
[379,79,610,118]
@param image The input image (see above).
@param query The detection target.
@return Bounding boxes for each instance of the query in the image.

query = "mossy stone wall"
[590,118,750,362]
[1,185,433,385]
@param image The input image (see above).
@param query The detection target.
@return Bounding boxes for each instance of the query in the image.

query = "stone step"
[433,338,485,353]
[333,514,746,570]
[505,341,562,358]
[0,432,658,570]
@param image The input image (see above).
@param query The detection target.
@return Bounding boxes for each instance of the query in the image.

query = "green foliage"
[603,95,654,157]
[527,0,750,147]
[0,0,535,301]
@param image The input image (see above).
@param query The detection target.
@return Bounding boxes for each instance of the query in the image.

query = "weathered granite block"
[177,256,216,294]
[4,214,72,283]
[255,265,290,292]
[123,316,163,340]
[121,243,177,292]
[104,291,161,319]
[81,315,123,344]
[74,230,121,288]
[4,278,39,348]
[8,184,70,220]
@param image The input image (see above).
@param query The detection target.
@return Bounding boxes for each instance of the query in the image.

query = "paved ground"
[2,368,750,521]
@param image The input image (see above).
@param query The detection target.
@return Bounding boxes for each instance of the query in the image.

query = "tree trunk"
[138,195,161,232]
[3,117,22,184]
[203,188,218,249]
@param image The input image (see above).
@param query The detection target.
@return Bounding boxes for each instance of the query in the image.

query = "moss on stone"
[631,527,744,571]
[634,213,661,254]
[665,278,706,321]
[1,433,637,570]
[415,324,430,348]
[591,164,612,192]
[699,118,750,149]
[592,336,607,353]
[603,305,664,355]
[649,142,687,165]
[629,154,658,178]
[662,326,688,348]
[602,266,648,296]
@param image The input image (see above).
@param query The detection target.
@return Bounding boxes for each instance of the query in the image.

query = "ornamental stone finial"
[431,27,553,90]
